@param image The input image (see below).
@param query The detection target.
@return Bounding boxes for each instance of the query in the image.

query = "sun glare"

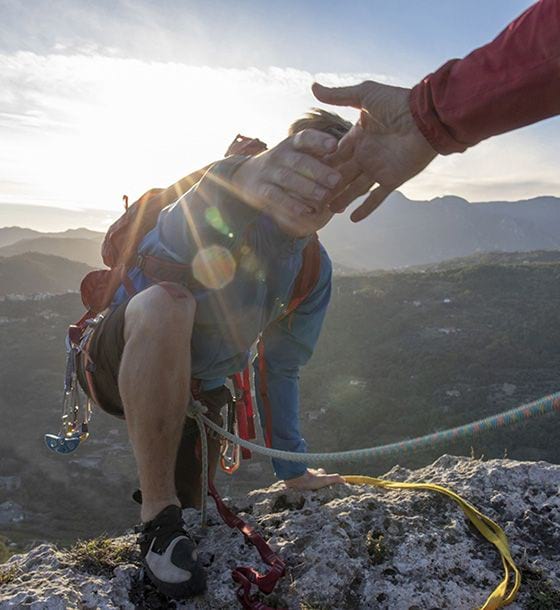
[2,54,317,212]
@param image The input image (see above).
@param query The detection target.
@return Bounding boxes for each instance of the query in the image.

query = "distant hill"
[0,203,114,232]
[0,253,92,297]
[0,225,103,246]
[2,192,560,271]
[319,193,560,270]
[43,228,103,240]
[0,236,103,267]
[0,227,42,248]
[332,261,363,275]
[419,249,560,272]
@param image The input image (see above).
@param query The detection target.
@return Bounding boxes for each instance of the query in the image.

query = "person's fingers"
[308,467,326,475]
[312,82,365,109]
[284,471,346,490]
[258,182,312,216]
[326,125,359,166]
[291,128,339,157]
[329,173,375,213]
[333,159,362,190]
[350,185,393,222]
[268,166,328,207]
[282,151,342,190]
[315,473,345,488]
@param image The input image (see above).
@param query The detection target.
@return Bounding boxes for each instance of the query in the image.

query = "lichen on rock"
[1,455,559,609]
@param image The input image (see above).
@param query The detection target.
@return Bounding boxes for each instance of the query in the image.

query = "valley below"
[1,250,560,553]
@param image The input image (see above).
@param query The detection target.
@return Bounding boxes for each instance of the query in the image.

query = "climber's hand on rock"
[284,468,344,490]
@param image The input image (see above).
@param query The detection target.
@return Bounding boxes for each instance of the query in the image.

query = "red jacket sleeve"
[410,0,560,154]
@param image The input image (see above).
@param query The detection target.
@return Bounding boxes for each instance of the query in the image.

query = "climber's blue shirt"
[112,157,332,480]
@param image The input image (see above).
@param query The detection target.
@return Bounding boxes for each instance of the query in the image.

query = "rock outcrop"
[1,455,559,609]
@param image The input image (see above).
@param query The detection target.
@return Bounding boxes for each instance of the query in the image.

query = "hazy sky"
[1,0,559,222]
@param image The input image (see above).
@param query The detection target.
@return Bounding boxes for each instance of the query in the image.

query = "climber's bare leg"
[118,283,195,523]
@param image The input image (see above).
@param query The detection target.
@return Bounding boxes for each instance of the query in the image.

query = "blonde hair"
[288,108,352,140]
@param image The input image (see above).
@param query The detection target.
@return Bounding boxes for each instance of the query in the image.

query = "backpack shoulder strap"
[279,233,321,321]
[255,234,323,448]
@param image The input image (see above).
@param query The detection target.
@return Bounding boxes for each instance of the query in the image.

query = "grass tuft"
[0,563,21,587]
[523,566,560,610]
[63,536,139,577]
[366,530,388,565]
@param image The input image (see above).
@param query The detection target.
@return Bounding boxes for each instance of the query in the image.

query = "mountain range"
[0,227,102,296]
[2,194,560,276]
[0,204,113,234]
[0,227,101,248]
[0,236,103,267]
[319,193,560,270]
[0,253,92,298]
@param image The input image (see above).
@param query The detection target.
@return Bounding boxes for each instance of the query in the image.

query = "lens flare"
[193,245,236,289]
[205,206,231,236]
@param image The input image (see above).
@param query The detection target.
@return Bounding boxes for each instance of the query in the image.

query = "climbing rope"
[186,390,560,610]
[197,390,560,465]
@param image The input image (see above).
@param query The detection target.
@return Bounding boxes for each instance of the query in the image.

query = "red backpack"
[79,165,209,315]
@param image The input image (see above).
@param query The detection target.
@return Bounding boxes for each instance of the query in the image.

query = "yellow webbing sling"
[344,476,521,610]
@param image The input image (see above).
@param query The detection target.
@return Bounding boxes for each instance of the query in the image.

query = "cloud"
[0,51,385,209]
[405,125,560,202]
[1,50,559,213]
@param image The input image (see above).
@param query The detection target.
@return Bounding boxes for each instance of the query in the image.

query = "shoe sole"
[143,561,207,599]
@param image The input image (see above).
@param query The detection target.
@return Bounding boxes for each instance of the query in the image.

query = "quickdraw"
[220,370,257,474]
[44,314,101,455]
[220,395,241,474]
[233,368,257,459]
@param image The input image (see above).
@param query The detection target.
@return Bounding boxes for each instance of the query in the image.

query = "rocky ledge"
[1,455,559,609]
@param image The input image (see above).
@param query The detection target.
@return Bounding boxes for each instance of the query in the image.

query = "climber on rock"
[76,109,351,599]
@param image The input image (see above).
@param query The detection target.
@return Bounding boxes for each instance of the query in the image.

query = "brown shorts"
[77,301,129,419]
[77,289,228,424]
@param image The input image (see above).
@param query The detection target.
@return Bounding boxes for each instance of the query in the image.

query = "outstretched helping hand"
[312,81,437,222]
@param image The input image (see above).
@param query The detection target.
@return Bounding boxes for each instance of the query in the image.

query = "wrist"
[230,156,256,203]
[409,81,457,156]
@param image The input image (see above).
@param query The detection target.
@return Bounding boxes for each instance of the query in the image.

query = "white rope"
[186,391,560,528]
[197,390,560,465]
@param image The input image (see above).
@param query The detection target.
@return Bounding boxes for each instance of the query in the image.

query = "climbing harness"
[232,369,257,460]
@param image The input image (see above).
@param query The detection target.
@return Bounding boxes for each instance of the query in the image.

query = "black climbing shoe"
[137,505,206,599]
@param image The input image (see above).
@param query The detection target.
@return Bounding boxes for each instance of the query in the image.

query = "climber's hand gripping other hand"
[232,129,342,236]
